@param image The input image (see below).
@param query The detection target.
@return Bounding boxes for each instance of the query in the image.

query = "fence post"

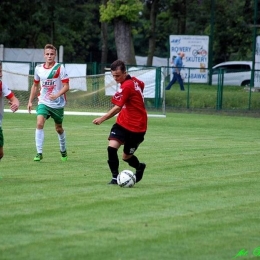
[155,67,161,109]
[186,68,190,109]
[92,62,99,104]
[248,68,255,110]
[216,68,224,110]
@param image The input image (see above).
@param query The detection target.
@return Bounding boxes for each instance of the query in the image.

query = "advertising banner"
[169,35,209,83]
[254,36,260,87]
[105,67,164,98]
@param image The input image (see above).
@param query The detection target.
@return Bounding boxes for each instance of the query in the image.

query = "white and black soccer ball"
[117,170,136,188]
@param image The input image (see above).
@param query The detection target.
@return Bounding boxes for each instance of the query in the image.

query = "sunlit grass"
[0,112,260,260]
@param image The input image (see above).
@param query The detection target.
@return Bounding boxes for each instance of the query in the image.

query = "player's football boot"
[34,153,43,161]
[60,150,68,161]
[108,178,118,185]
[135,163,146,183]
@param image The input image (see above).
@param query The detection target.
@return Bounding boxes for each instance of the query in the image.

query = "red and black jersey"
[111,75,147,133]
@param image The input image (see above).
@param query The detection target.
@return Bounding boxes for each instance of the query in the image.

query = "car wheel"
[241,80,251,87]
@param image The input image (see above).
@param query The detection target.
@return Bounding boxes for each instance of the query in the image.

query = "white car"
[211,61,252,86]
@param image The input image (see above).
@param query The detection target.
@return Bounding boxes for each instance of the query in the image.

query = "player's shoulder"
[0,81,11,92]
[35,63,45,70]
[131,76,144,88]
[0,81,5,89]
[56,63,66,70]
[123,77,134,86]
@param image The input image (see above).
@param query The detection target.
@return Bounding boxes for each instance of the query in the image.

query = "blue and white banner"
[169,35,209,83]
[254,36,260,87]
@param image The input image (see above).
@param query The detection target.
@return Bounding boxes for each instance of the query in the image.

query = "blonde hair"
[44,44,56,52]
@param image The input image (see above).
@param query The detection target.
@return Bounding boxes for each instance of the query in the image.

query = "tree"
[144,0,160,66]
[202,0,252,63]
[101,0,109,66]
[0,0,256,65]
[100,0,143,64]
[0,0,102,63]
[170,0,186,34]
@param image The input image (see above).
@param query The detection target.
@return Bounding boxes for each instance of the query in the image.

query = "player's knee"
[107,146,117,154]
[36,116,45,129]
[123,155,132,162]
[0,147,3,159]
[57,129,63,135]
[55,125,63,134]
[123,155,139,169]
[36,122,44,129]
[107,146,118,161]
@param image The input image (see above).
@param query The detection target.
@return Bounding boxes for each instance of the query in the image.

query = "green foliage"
[0,0,102,62]
[100,0,143,23]
[0,0,258,64]
[210,0,252,63]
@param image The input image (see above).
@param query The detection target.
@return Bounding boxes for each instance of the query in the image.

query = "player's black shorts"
[108,123,146,155]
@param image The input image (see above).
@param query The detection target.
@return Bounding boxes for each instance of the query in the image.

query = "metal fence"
[3,61,260,114]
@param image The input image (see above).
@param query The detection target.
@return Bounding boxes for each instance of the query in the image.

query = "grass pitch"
[0,112,260,260]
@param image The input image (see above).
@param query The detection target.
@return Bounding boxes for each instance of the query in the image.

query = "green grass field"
[0,112,260,260]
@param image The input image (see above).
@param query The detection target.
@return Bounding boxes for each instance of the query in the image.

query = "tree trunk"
[147,0,159,66]
[114,19,135,65]
[100,21,108,71]
[178,0,186,34]
[100,0,108,71]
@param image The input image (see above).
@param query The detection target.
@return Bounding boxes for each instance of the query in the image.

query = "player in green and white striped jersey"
[27,44,70,162]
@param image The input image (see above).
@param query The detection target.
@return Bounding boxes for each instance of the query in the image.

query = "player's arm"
[8,95,19,112]
[92,105,121,125]
[27,82,39,113]
[49,82,69,100]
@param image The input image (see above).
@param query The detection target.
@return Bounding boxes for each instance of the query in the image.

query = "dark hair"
[110,59,126,72]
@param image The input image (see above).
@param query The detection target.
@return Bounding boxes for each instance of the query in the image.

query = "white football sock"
[35,129,44,154]
[58,131,66,152]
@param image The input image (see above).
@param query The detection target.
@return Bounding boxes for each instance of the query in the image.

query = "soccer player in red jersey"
[93,60,147,184]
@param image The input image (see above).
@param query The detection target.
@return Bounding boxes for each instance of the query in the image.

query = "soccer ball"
[117,170,136,188]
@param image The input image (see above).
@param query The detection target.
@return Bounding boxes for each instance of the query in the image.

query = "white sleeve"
[2,82,12,97]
